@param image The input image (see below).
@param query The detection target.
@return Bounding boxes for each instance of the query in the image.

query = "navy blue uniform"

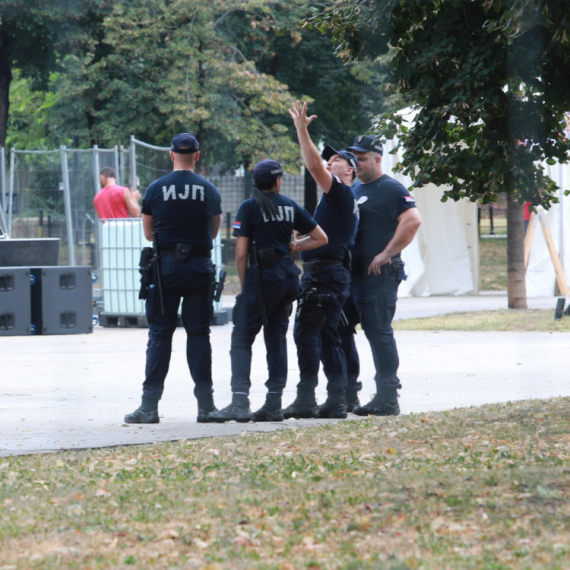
[351,174,416,390]
[294,175,359,396]
[231,193,316,396]
[141,170,222,403]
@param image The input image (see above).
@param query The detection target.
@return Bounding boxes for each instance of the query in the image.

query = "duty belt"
[248,252,291,267]
[160,248,210,258]
[302,259,344,272]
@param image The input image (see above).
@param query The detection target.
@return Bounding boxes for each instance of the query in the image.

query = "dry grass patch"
[2,398,570,569]
[479,238,508,291]
[394,308,570,332]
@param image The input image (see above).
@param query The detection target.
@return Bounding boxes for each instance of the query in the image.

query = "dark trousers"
[230,265,299,395]
[143,255,214,402]
[351,268,402,390]
[339,294,361,393]
[293,266,350,396]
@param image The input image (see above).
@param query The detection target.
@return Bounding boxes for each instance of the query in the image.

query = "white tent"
[525,162,570,297]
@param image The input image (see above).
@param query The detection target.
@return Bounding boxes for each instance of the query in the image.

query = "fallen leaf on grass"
[159,530,179,541]
[430,516,446,531]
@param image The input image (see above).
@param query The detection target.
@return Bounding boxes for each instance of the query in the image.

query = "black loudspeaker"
[0,267,32,336]
[31,267,93,335]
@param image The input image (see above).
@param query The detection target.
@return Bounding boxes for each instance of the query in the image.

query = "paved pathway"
[1,294,567,456]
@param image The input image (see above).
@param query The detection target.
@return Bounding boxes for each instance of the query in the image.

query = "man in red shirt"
[93,167,141,219]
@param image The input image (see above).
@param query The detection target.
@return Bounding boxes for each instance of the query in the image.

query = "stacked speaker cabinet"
[30,267,93,335]
[0,267,32,336]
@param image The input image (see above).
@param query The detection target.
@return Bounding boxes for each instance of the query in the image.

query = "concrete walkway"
[1,293,568,456]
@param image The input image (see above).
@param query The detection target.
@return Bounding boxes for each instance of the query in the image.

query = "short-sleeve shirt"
[93,185,129,218]
[301,174,359,262]
[351,174,417,270]
[142,170,222,251]
[232,193,316,257]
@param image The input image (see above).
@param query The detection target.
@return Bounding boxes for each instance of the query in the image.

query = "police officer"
[124,133,222,424]
[347,134,421,416]
[284,101,359,419]
[209,159,327,423]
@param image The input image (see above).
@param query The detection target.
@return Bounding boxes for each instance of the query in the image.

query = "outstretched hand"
[288,101,317,130]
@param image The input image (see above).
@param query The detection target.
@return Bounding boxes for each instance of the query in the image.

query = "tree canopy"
[3,0,388,173]
[313,0,570,208]
[0,0,109,148]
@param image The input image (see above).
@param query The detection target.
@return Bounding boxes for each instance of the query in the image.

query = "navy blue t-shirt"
[301,175,359,262]
[142,170,222,251]
[351,174,417,270]
[232,193,316,257]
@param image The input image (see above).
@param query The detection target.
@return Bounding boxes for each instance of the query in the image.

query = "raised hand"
[288,101,317,130]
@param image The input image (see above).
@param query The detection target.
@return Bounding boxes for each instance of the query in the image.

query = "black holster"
[138,247,155,300]
[257,247,277,269]
[175,242,192,263]
[295,287,331,329]
[208,269,227,304]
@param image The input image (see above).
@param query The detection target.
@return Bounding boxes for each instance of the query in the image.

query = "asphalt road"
[1,293,567,456]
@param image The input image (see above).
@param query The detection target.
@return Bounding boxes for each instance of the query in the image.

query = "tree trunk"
[506,196,527,308]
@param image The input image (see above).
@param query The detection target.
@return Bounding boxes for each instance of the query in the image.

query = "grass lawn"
[2,398,570,569]
[479,238,508,291]
[394,309,570,332]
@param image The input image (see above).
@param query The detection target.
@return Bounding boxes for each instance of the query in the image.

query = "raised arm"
[289,101,334,193]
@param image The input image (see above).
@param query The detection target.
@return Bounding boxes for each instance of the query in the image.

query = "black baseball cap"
[171,133,200,154]
[321,145,358,172]
[348,135,383,155]
[252,159,286,187]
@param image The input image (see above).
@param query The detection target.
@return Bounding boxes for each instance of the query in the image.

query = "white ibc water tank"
[99,219,224,316]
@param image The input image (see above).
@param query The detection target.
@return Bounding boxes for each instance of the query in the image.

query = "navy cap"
[171,133,200,154]
[321,145,358,173]
[348,135,383,155]
[252,159,285,187]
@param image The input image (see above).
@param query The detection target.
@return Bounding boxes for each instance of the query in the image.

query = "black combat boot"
[124,397,159,424]
[353,388,400,416]
[316,393,347,419]
[345,387,361,413]
[252,393,284,422]
[208,394,251,423]
[196,392,218,423]
[282,391,318,419]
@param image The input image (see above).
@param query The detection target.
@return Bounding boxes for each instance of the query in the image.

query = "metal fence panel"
[5,138,307,320]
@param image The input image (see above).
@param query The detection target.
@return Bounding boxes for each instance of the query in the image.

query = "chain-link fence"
[1,138,307,266]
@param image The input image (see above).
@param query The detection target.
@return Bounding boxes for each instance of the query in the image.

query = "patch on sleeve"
[233,221,242,229]
[404,196,415,203]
